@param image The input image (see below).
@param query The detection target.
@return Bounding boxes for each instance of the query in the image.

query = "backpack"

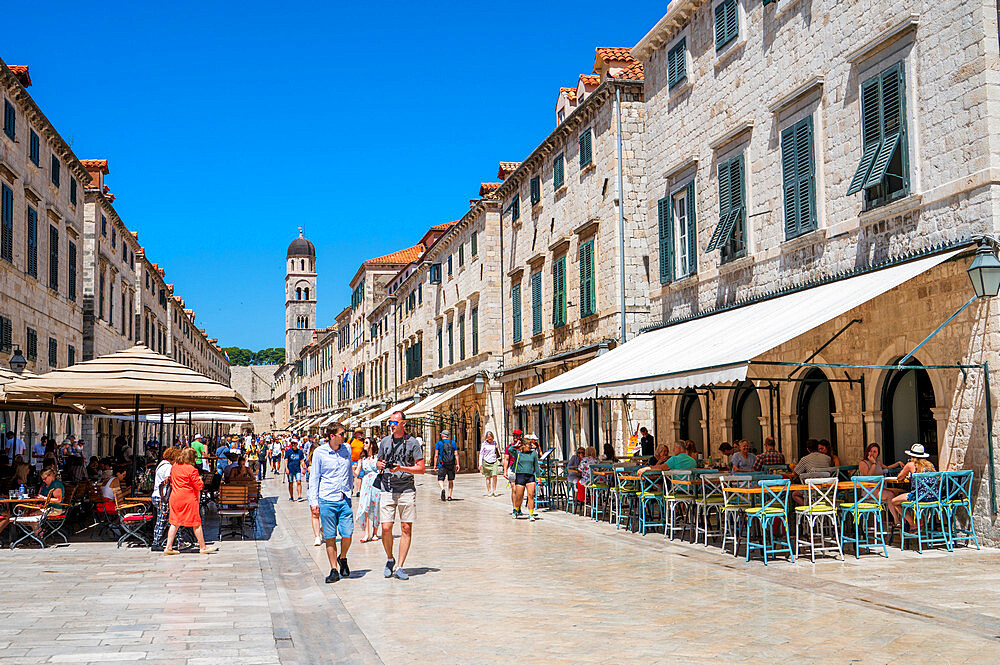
[438,439,456,466]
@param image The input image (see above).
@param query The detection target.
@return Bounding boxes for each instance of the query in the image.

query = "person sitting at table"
[858,442,903,477]
[717,442,734,469]
[751,437,785,471]
[86,456,101,482]
[64,455,87,483]
[8,454,30,487]
[635,443,675,476]
[887,443,936,530]
[602,443,617,463]
[818,439,840,467]
[667,442,698,469]
[567,446,584,488]
[100,465,129,510]
[730,440,756,473]
[790,439,832,505]
[225,455,255,483]
[684,440,699,460]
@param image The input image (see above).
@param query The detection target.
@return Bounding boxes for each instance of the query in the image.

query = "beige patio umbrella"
[3,345,250,479]
[0,367,83,465]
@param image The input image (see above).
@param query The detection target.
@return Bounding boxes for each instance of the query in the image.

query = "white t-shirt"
[154,460,172,499]
[7,437,26,458]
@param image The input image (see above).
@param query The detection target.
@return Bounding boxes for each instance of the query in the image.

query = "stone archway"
[882,358,938,465]
[678,389,705,457]
[796,368,837,458]
[732,382,763,450]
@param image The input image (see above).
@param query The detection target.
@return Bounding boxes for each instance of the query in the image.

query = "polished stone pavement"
[2,474,1000,664]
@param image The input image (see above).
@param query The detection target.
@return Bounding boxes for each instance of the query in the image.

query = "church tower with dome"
[285,228,317,362]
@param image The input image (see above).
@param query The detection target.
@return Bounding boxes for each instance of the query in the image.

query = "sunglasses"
[387,420,400,426]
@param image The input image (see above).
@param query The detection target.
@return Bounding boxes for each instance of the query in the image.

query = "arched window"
[883,359,937,464]
[305,317,309,328]
[296,288,302,300]
[732,382,763,451]
[300,260,305,270]
[679,389,704,457]
[797,369,836,457]
[289,260,293,271]
[304,287,310,300]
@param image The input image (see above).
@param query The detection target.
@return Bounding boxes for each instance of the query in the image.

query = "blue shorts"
[288,471,302,482]
[318,497,354,540]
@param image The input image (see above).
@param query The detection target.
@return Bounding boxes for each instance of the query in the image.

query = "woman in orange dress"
[164,447,217,554]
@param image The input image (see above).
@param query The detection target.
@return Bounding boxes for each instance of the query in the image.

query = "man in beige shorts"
[376,411,425,581]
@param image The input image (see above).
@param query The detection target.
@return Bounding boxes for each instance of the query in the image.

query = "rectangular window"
[530,176,541,205]
[3,100,14,140]
[458,243,464,266]
[99,273,105,319]
[26,327,37,361]
[459,314,466,361]
[50,156,60,188]
[48,225,58,290]
[429,263,441,283]
[553,153,565,189]
[471,307,479,355]
[48,337,57,367]
[511,283,522,343]
[121,292,126,334]
[471,231,477,256]
[579,240,595,317]
[552,257,567,328]
[437,327,443,369]
[0,316,10,353]
[579,129,593,168]
[111,227,116,248]
[447,255,453,276]
[847,61,909,208]
[705,154,746,263]
[781,116,817,239]
[0,183,12,262]
[68,344,75,366]
[714,0,739,51]
[511,194,520,223]
[26,206,38,278]
[531,271,542,335]
[668,38,687,88]
[101,214,107,237]
[447,322,454,364]
[29,130,39,165]
[661,182,698,282]
[109,283,114,326]
[70,179,76,205]
[418,283,422,304]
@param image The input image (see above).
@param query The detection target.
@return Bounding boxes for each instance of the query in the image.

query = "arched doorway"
[679,390,704,457]
[797,369,836,457]
[732,382,762,451]
[46,414,55,441]
[883,360,937,465]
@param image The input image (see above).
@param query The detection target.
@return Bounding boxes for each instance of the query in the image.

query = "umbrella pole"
[11,412,18,464]
[172,407,177,447]
[132,396,140,494]
[159,405,164,452]
[188,411,193,444]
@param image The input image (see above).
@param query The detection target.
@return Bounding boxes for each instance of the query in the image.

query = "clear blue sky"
[5,1,665,350]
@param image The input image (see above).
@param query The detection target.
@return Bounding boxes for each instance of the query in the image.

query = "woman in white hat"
[887,443,936,530]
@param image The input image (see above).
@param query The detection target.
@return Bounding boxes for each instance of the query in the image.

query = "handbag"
[506,452,520,482]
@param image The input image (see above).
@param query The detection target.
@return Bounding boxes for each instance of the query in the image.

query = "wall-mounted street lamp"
[9,349,27,375]
[967,236,1000,298]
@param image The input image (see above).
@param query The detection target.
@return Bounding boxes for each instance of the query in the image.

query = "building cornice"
[631,0,705,62]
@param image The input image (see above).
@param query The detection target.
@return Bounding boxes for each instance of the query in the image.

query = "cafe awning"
[344,405,379,429]
[408,384,474,417]
[516,249,962,406]
[363,399,414,427]
[317,411,348,428]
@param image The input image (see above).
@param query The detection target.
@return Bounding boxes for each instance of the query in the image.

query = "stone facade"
[229,365,278,432]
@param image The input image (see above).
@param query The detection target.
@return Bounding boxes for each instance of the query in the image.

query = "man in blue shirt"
[284,440,306,502]
[730,439,756,473]
[309,423,354,583]
[215,440,230,477]
[434,429,460,501]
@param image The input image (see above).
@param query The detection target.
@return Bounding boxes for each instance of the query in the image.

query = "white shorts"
[379,491,416,524]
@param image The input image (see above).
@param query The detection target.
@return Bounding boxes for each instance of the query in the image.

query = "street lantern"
[968,237,1000,298]
[9,349,27,375]
[473,372,486,394]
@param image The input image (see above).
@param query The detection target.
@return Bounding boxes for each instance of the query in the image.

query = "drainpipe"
[615,84,628,343]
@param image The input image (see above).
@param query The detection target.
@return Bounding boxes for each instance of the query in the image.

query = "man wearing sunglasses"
[376,411,425,580]
[309,423,355,584]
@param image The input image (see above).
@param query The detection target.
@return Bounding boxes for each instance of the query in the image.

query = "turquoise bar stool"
[901,472,949,553]
[942,470,980,549]
[745,479,794,565]
[662,470,695,540]
[838,475,889,558]
[719,475,752,556]
[637,471,666,535]
[610,466,639,530]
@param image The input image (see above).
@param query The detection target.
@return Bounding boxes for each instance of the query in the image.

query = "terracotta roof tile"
[579,74,600,87]
[80,159,109,173]
[479,182,502,198]
[430,221,457,231]
[595,47,636,64]
[364,243,425,265]
[498,162,521,179]
[609,61,645,80]
[8,65,31,87]
[559,87,578,102]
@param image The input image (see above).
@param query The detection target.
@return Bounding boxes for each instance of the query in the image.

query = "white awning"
[317,411,348,428]
[516,249,962,406]
[344,405,379,429]
[408,384,474,416]
[363,399,415,427]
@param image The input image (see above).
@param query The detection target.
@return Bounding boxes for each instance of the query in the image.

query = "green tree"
[222,347,284,366]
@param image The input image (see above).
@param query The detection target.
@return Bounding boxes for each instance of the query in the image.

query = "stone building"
[0,60,86,448]
[229,365,279,432]
[285,230,316,363]
[497,48,649,459]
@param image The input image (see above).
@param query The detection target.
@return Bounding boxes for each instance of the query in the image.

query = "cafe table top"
[0,497,47,505]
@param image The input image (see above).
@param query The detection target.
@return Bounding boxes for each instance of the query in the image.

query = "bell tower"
[285,228,317,362]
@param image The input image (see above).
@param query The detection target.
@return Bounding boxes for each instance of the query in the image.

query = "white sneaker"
[314,536,322,546]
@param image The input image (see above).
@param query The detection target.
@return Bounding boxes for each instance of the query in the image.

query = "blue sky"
[5,1,665,350]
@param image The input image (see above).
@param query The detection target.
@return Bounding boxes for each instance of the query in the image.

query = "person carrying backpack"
[434,429,459,501]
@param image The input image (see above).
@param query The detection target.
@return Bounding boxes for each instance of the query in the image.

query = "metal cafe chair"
[695,472,725,546]
[942,470,980,549]
[636,470,666,535]
[794,477,843,563]
[901,472,949,553]
[719,475,753,556]
[838,475,889,559]
[745,479,795,565]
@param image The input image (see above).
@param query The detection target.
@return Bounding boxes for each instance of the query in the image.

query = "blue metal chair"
[901,472,949,553]
[720,475,753,556]
[585,464,612,521]
[610,466,639,530]
[662,470,695,540]
[942,470,980,549]
[745,479,794,565]
[838,475,889,558]
[636,471,666,535]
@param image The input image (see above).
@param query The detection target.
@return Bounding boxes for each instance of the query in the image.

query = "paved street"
[2,475,1000,664]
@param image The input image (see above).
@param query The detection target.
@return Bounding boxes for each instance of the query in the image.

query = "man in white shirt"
[5,432,26,463]
[32,438,47,470]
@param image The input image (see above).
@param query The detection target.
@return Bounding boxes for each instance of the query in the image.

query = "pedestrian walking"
[307,440,324,546]
[150,446,177,552]
[355,439,380,542]
[511,434,541,521]
[376,411,425,580]
[256,438,268,480]
[503,428,524,501]
[247,439,260,480]
[163,447,217,554]
[308,423,355,584]
[434,429,459,501]
[190,434,207,472]
[478,431,501,496]
[270,438,283,475]
[284,440,306,501]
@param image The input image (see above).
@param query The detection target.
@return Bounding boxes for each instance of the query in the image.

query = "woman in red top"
[164,447,217,554]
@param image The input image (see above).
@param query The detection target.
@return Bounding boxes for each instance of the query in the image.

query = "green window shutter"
[530,176,540,204]
[512,194,520,222]
[715,0,738,50]
[27,206,37,277]
[552,258,565,327]
[579,129,592,167]
[471,307,479,355]
[685,181,697,272]
[705,160,732,252]
[795,117,817,234]
[459,314,465,360]
[668,38,686,88]
[459,244,464,266]
[863,64,905,189]
[437,328,443,368]
[1,184,12,262]
[471,232,477,255]
[554,153,565,189]
[579,240,595,317]
[531,272,542,335]
[512,283,522,343]
[847,76,883,195]
[781,122,802,238]
[448,323,453,363]
[657,196,674,283]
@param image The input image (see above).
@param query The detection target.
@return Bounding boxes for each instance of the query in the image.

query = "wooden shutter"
[864,64,905,189]
[27,207,37,277]
[715,0,738,50]
[685,181,697,272]
[847,76,883,194]
[554,154,564,189]
[531,272,542,335]
[552,258,566,327]
[0,184,12,261]
[530,176,540,204]
[471,308,479,355]
[657,197,674,282]
[579,240,595,316]
[512,284,522,343]
[782,119,817,238]
[669,39,686,88]
[49,226,58,289]
[579,130,592,167]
